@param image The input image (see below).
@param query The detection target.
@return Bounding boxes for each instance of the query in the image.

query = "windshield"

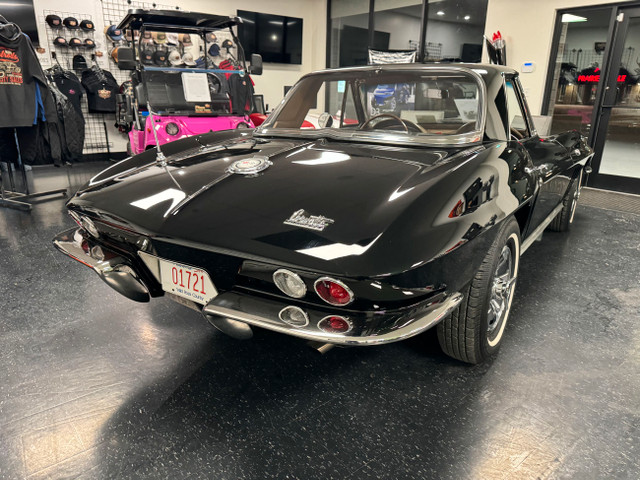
[258,68,484,145]
[140,70,232,115]
[134,26,242,115]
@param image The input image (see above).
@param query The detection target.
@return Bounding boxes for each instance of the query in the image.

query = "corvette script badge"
[284,209,335,232]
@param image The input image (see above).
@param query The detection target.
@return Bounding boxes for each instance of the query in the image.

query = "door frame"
[542,2,640,194]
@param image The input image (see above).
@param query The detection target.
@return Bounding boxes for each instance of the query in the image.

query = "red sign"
[577,74,627,83]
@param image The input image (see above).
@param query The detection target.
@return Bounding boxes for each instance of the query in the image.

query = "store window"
[545,8,611,135]
[329,0,488,68]
[329,0,372,67]
[372,1,423,54]
[423,0,487,62]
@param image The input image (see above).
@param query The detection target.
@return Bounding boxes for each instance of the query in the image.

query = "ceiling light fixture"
[464,15,470,20]
[437,10,445,16]
[561,13,587,23]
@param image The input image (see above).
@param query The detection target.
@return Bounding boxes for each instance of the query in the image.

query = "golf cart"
[114,9,263,154]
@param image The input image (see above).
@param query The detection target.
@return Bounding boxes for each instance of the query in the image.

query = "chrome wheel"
[487,243,517,344]
[569,170,583,224]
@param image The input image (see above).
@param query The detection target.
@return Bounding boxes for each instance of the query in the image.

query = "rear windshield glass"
[259,69,483,144]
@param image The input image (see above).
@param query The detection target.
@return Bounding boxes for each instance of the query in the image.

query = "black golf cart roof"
[117,9,241,31]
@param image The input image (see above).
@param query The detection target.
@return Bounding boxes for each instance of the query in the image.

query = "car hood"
[70,133,479,275]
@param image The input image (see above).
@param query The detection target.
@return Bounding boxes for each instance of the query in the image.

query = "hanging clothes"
[49,82,85,162]
[0,18,56,127]
[81,67,119,113]
[0,18,63,166]
[52,69,84,116]
[229,73,254,115]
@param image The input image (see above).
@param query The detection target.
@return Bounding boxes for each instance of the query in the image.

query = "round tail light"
[165,122,179,136]
[319,315,353,333]
[273,269,307,298]
[314,277,354,306]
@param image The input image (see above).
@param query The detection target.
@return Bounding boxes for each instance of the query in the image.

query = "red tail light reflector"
[318,315,353,333]
[314,277,354,306]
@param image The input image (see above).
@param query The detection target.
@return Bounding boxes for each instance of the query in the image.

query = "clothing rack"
[0,130,67,212]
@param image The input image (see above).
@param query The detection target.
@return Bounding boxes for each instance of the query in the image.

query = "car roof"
[117,9,241,31]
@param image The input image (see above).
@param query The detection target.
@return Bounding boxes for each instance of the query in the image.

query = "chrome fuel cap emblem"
[227,156,272,175]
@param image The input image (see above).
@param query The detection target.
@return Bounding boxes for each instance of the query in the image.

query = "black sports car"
[53,64,592,364]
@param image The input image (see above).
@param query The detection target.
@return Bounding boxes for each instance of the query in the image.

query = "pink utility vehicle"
[114,9,263,154]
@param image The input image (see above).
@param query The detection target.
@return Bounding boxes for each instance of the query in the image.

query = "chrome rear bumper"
[203,291,462,346]
[52,227,150,302]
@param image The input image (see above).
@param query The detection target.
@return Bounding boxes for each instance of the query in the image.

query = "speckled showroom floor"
[0,163,639,480]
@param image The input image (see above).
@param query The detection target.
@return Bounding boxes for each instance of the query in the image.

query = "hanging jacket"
[49,82,85,162]
[0,19,56,127]
[53,70,84,116]
[229,73,254,115]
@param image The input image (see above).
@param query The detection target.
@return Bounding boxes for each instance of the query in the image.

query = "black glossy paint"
[60,65,592,321]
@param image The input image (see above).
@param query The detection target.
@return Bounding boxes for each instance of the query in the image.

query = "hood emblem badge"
[227,156,272,175]
[284,209,335,232]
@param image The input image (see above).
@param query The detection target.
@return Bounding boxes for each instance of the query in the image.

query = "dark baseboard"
[587,173,640,195]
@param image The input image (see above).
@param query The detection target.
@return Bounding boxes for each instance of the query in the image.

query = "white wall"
[484,0,624,115]
[28,0,326,152]
[180,0,326,112]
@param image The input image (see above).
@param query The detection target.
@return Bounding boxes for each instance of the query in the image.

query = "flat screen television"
[237,10,302,65]
[0,0,39,46]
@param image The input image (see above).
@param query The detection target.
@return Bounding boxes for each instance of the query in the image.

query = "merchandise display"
[51,67,84,114]
[63,17,79,29]
[110,9,263,155]
[81,66,118,113]
[80,19,95,31]
[0,18,56,128]
[45,14,62,28]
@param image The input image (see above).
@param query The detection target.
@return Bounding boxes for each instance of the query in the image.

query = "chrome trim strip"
[203,292,463,346]
[521,203,564,254]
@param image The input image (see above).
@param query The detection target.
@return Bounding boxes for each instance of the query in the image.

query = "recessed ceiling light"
[437,10,445,16]
[464,15,470,20]
[561,13,587,23]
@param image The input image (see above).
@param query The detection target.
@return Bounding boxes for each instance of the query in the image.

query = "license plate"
[159,259,217,305]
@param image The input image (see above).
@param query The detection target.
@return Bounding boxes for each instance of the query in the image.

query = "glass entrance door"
[544,5,640,193]
[593,8,640,184]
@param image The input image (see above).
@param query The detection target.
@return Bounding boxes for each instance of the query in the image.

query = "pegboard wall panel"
[41,9,112,154]
[101,0,179,87]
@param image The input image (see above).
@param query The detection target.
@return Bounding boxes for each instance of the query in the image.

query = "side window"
[505,79,530,139]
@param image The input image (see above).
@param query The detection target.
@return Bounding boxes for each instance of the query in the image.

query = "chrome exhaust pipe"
[308,341,335,354]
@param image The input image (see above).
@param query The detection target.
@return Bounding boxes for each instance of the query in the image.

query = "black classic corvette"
[53,64,592,363]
